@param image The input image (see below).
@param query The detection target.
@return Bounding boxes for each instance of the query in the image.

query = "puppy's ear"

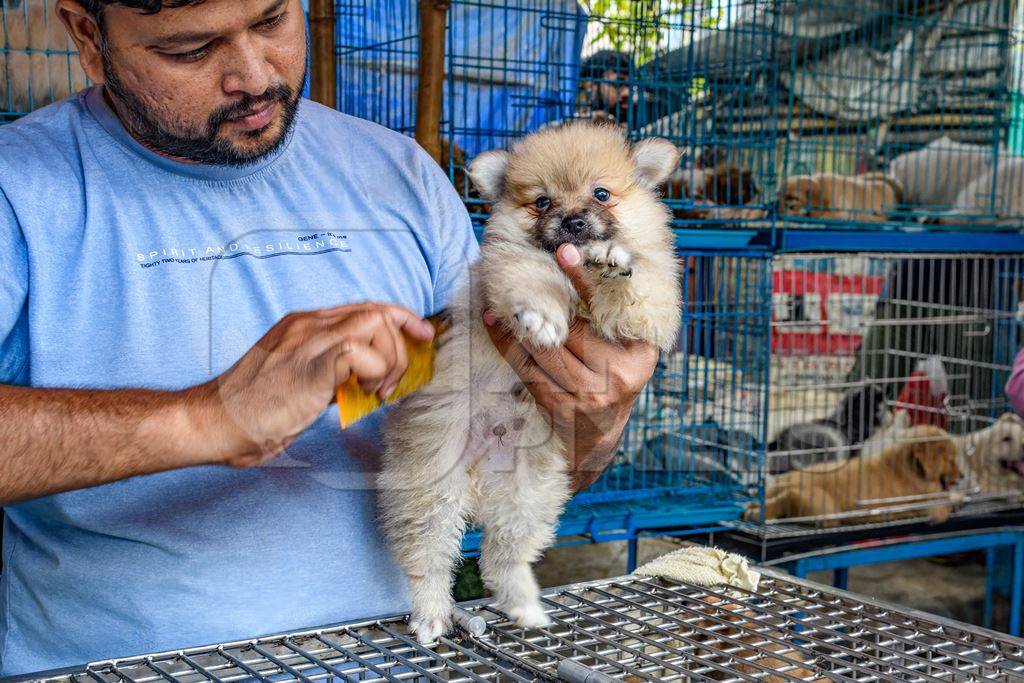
[909,434,956,483]
[631,138,680,188]
[910,441,942,482]
[467,150,510,204]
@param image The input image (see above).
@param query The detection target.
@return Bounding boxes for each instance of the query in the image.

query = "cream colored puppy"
[379,122,682,643]
[780,172,902,223]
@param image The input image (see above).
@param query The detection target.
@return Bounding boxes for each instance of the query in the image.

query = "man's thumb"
[556,244,594,305]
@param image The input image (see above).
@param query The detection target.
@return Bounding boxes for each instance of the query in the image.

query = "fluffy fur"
[780,172,903,223]
[745,425,960,527]
[379,122,682,644]
[958,413,1024,498]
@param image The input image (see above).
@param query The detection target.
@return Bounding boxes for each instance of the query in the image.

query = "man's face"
[587,69,630,120]
[97,0,307,165]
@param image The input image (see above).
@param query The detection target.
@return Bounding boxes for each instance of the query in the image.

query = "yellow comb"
[336,314,447,429]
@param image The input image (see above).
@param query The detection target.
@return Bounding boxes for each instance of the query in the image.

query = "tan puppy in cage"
[780,172,903,223]
[379,122,682,644]
[746,425,960,527]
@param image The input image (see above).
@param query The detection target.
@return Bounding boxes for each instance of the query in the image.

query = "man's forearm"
[0,384,220,505]
[567,413,630,493]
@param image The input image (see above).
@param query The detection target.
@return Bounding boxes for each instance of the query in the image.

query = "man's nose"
[561,214,589,235]
[221,38,275,97]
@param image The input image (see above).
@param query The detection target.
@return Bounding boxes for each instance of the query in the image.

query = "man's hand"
[192,303,435,468]
[484,244,659,491]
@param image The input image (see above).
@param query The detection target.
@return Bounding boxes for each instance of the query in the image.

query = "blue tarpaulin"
[335,1,586,158]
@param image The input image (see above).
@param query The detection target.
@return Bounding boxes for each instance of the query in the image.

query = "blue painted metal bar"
[779,230,1024,254]
[627,538,639,573]
[1012,538,1023,637]
[833,568,849,591]
[787,532,1023,573]
[674,229,765,250]
[985,547,996,630]
[782,531,1024,636]
[461,499,740,553]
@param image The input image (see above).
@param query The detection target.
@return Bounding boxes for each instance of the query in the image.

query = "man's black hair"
[82,0,206,18]
[580,50,633,81]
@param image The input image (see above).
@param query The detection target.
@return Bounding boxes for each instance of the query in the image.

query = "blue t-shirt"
[0,87,479,675]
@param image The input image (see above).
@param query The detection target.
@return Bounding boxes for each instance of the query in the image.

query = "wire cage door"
[744,251,1024,538]
[573,249,772,518]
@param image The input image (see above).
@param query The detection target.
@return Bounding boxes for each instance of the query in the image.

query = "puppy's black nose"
[561,214,589,235]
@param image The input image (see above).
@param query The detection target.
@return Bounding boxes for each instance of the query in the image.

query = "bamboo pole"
[309,0,337,108]
[415,0,452,164]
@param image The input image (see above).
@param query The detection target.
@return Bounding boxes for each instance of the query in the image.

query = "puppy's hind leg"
[477,464,567,629]
[379,433,470,645]
[382,486,467,644]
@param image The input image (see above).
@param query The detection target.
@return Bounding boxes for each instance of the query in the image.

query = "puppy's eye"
[593,188,611,202]
[534,196,551,210]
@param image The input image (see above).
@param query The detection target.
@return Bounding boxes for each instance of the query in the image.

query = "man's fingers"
[556,244,594,306]
[335,342,391,394]
[484,315,568,397]
[562,316,603,368]
[483,309,516,359]
[319,302,435,341]
[382,304,436,341]
[524,340,586,393]
[376,317,409,399]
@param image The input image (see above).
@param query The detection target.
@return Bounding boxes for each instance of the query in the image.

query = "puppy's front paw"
[506,601,551,630]
[511,306,568,348]
[584,242,633,279]
[409,614,450,645]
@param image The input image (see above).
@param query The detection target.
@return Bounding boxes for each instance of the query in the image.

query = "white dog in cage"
[378,123,682,643]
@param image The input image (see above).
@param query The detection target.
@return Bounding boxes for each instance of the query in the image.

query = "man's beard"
[101,43,304,166]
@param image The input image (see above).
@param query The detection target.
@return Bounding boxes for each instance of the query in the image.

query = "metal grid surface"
[23,571,1024,682]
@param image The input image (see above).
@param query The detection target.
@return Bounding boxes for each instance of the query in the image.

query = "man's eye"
[256,12,287,31]
[535,196,551,210]
[170,45,211,63]
[593,188,611,202]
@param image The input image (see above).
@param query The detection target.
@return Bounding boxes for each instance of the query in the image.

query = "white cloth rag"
[634,546,761,592]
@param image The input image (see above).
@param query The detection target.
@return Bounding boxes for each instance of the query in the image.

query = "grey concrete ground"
[534,538,1003,632]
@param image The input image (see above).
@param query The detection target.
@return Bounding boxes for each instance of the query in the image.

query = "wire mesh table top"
[18,570,1024,683]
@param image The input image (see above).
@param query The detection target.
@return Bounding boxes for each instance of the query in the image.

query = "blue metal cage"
[332,0,1023,232]
[575,249,772,509]
[1,0,86,123]
[4,1,1019,229]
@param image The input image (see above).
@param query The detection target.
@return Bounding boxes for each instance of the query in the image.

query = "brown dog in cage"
[780,172,903,223]
[664,163,765,221]
[1,0,89,114]
[745,425,960,527]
